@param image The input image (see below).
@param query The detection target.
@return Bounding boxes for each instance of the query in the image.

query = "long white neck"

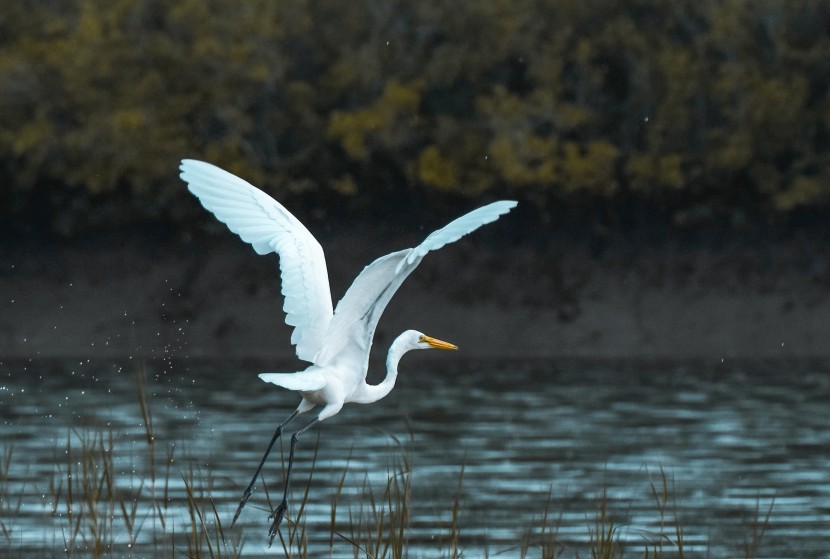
[353,334,411,404]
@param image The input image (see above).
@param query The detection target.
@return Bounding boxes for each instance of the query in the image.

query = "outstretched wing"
[314,200,517,376]
[179,160,333,362]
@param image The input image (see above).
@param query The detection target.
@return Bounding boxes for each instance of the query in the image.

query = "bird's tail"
[258,371,327,391]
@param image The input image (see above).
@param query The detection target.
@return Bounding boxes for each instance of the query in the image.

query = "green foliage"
[2,0,830,234]
[1,0,311,232]
[327,79,422,160]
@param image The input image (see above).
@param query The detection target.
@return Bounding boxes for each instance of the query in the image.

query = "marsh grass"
[181,463,243,559]
[40,363,243,559]
[0,444,23,544]
[56,428,121,554]
[3,362,776,558]
[518,488,563,559]
[642,467,686,558]
[444,463,464,559]
[589,489,621,559]
[742,497,775,559]
[331,441,413,559]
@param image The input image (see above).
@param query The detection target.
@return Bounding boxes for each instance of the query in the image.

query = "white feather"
[399,200,517,272]
[179,160,334,362]
[315,201,518,378]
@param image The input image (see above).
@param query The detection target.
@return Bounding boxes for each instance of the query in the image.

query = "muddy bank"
[3,234,830,364]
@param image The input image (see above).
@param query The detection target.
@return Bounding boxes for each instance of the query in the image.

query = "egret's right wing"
[180,160,334,363]
[315,201,517,376]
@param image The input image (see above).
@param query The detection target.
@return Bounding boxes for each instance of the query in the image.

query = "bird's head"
[403,329,458,352]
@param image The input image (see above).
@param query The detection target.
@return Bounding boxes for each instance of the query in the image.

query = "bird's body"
[179,159,516,543]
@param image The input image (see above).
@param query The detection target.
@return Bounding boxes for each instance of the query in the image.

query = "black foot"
[267,501,288,547]
[231,489,253,527]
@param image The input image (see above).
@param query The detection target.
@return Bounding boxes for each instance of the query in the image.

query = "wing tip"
[495,200,518,212]
[179,159,211,183]
[180,158,203,171]
[179,158,219,178]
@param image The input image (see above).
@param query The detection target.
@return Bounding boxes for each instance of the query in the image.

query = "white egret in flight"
[179,159,516,544]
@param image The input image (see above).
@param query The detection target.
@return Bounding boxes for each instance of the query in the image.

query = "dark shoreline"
[3,235,830,362]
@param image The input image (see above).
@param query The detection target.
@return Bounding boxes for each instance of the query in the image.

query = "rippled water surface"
[2,359,830,557]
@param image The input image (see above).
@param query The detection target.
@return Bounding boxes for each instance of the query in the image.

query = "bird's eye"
[418,335,425,342]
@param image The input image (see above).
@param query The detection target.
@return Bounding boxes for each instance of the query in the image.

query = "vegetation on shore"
[2,1,830,238]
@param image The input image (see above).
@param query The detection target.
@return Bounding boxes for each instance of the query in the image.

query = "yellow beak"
[423,335,458,350]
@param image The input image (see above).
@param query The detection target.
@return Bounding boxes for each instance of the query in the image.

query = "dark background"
[3,1,830,361]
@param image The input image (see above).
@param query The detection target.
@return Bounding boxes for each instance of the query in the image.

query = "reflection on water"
[2,359,830,557]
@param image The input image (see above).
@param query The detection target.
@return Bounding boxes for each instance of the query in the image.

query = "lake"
[2,358,829,557]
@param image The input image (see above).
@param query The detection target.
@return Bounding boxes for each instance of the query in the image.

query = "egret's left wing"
[314,200,517,375]
[179,160,333,362]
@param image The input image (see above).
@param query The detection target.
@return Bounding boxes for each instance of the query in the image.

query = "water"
[2,359,830,558]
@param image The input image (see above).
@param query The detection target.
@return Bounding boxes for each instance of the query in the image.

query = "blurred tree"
[1,0,830,237]
[0,0,311,233]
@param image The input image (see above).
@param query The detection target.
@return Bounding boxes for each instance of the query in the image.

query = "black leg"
[267,415,319,546]
[232,409,300,526]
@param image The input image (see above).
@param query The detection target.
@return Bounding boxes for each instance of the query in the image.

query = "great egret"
[179,159,516,543]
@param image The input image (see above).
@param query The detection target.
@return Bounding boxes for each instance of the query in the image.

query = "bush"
[2,0,830,236]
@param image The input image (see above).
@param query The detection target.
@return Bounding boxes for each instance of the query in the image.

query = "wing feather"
[180,159,334,362]
[398,200,518,272]
[315,201,517,376]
